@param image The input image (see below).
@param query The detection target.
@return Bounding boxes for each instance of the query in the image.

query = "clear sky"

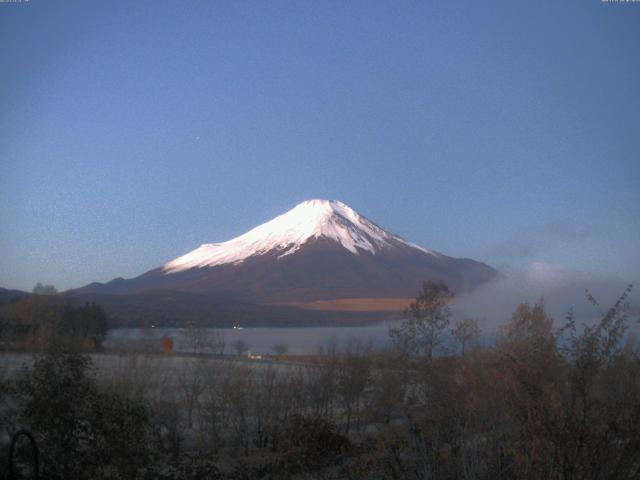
[1,0,639,292]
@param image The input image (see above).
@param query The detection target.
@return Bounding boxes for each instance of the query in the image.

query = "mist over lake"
[104,323,397,355]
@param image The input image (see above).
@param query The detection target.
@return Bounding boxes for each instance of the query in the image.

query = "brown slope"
[76,236,497,303]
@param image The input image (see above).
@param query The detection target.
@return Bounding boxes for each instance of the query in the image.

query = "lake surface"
[105,323,397,355]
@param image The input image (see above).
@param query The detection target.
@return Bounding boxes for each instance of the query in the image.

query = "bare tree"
[140,327,159,353]
[307,339,339,420]
[210,330,226,355]
[233,338,248,357]
[272,343,288,358]
[177,358,206,428]
[337,338,372,433]
[367,352,408,425]
[451,318,482,355]
[225,365,252,456]
[182,323,226,355]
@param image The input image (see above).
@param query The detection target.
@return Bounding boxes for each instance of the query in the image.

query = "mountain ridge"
[75,199,498,321]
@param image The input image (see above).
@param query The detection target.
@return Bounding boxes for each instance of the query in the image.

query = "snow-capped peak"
[162,199,437,273]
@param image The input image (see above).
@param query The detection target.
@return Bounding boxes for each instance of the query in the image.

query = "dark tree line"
[0,296,108,350]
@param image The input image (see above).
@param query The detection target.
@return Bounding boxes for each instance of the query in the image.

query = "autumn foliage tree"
[390,280,454,359]
[487,288,640,480]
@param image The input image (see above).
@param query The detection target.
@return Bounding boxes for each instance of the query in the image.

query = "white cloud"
[452,263,638,334]
[526,261,573,286]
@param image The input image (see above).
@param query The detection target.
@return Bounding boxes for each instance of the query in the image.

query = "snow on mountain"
[163,199,438,273]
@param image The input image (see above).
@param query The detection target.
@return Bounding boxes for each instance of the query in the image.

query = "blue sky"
[1,0,639,292]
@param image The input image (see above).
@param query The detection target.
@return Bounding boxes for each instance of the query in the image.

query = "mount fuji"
[76,200,497,325]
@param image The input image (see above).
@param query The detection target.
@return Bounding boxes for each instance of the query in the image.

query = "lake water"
[104,322,397,355]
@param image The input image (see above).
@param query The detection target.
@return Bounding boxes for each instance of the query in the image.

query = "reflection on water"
[104,323,397,355]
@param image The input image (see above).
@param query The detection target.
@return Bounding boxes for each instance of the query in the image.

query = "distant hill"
[0,287,29,303]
